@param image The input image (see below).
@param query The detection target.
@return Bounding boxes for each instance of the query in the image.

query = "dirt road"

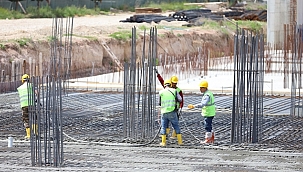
[0,13,188,41]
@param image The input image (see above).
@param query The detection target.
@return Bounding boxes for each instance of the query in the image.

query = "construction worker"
[17,74,35,139]
[188,80,216,144]
[168,75,183,138]
[154,68,184,139]
[159,79,183,146]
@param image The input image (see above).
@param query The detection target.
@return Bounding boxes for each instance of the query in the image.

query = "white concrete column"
[267,0,290,45]
[298,0,303,25]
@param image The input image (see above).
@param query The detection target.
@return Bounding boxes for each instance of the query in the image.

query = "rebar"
[27,17,74,167]
[290,24,303,117]
[123,26,158,141]
[231,29,265,143]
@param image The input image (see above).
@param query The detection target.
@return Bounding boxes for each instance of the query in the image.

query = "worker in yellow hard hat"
[158,78,183,146]
[17,74,37,139]
[188,80,216,144]
[168,75,183,139]
[153,68,184,139]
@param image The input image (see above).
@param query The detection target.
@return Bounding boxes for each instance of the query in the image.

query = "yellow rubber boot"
[177,134,184,145]
[170,130,177,139]
[166,128,170,136]
[160,135,166,147]
[25,128,30,139]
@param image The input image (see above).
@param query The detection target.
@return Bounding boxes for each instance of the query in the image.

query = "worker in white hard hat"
[158,79,183,146]
[188,80,216,144]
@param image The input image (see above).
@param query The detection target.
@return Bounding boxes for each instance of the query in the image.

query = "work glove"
[177,108,182,119]
[153,68,159,74]
[188,104,195,109]
[178,108,182,114]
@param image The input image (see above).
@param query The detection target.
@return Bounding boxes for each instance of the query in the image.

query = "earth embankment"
[0,13,233,78]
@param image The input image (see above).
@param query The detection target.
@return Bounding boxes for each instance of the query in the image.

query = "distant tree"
[92,0,102,11]
[228,0,240,7]
[228,0,238,5]
[46,0,51,6]
[31,0,44,9]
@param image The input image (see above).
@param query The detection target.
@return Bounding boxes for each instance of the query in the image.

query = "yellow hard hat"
[164,79,171,86]
[171,76,178,83]
[199,80,208,88]
[21,74,29,83]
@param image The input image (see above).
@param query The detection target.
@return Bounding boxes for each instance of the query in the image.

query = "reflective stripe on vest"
[201,90,216,117]
[17,82,33,108]
[159,88,176,114]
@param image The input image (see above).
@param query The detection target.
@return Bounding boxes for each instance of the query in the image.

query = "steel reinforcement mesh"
[1,92,303,152]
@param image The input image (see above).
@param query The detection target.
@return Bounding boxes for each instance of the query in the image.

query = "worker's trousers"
[22,106,29,128]
[160,111,181,135]
[204,116,214,132]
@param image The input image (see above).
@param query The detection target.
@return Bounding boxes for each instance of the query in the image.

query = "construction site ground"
[0,9,303,172]
[1,91,303,171]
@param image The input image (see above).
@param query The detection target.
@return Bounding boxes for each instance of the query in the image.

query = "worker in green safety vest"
[17,74,34,139]
[159,79,183,147]
[154,68,184,139]
[188,80,216,144]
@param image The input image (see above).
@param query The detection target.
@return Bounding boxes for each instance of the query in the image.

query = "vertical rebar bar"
[28,17,73,167]
[231,28,265,144]
[123,26,157,141]
[290,24,303,117]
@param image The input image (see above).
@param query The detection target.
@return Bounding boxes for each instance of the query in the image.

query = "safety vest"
[201,90,216,117]
[159,88,177,114]
[175,87,182,109]
[17,82,33,108]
